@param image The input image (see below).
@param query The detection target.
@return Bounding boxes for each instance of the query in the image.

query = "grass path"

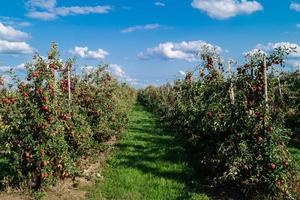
[88,105,210,200]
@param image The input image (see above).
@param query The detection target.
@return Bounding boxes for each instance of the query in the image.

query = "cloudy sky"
[0,0,300,87]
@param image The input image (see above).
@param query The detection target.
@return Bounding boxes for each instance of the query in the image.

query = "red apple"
[267,125,274,132]
[32,71,39,78]
[23,93,29,97]
[270,163,276,170]
[41,105,49,112]
[1,97,9,104]
[207,112,213,119]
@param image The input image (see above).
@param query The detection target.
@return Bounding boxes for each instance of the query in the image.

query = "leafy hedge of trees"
[0,43,136,190]
[138,47,299,199]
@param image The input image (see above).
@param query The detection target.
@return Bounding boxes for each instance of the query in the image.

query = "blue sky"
[0,0,300,87]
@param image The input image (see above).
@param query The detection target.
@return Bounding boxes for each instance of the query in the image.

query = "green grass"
[88,105,210,200]
[290,146,300,163]
[290,146,300,186]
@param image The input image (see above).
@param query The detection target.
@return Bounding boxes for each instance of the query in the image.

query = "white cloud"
[0,40,33,54]
[243,48,267,58]
[16,63,26,70]
[0,17,31,27]
[109,64,137,84]
[69,46,109,60]
[55,6,112,16]
[121,24,162,33]
[17,22,32,27]
[0,22,33,55]
[108,64,126,78]
[26,0,112,21]
[0,63,26,72]
[0,66,11,72]
[27,0,56,9]
[82,65,96,73]
[82,64,134,83]
[255,42,300,57]
[290,2,300,11]
[287,59,300,69]
[84,64,137,85]
[27,11,57,20]
[178,70,186,76]
[191,0,263,19]
[246,42,300,69]
[139,40,222,62]
[266,42,300,68]
[108,64,138,85]
[155,2,166,7]
[0,22,29,42]
[0,74,13,85]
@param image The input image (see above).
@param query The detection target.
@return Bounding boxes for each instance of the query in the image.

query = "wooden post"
[67,64,71,111]
[53,69,56,99]
[278,76,282,98]
[228,60,235,104]
[263,56,268,103]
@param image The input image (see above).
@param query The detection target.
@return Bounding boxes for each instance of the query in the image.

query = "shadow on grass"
[115,105,241,200]
[290,137,300,150]
[0,156,12,190]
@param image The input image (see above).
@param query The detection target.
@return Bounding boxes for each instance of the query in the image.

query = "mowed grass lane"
[88,105,210,200]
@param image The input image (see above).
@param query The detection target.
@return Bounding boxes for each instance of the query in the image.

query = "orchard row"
[138,47,300,199]
[0,43,136,190]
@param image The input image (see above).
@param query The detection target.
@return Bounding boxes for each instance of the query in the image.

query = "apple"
[272,59,282,65]
[42,173,49,178]
[270,163,276,170]
[42,96,49,102]
[1,97,9,104]
[256,136,263,142]
[47,116,55,122]
[200,71,205,77]
[42,160,49,166]
[36,87,43,94]
[41,105,49,112]
[60,114,69,121]
[18,83,26,90]
[255,112,261,118]
[207,112,213,119]
[9,98,16,104]
[267,125,274,132]
[32,71,39,78]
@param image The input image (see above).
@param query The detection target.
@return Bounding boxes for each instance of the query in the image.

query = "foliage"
[138,47,298,199]
[281,71,300,140]
[0,43,136,190]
